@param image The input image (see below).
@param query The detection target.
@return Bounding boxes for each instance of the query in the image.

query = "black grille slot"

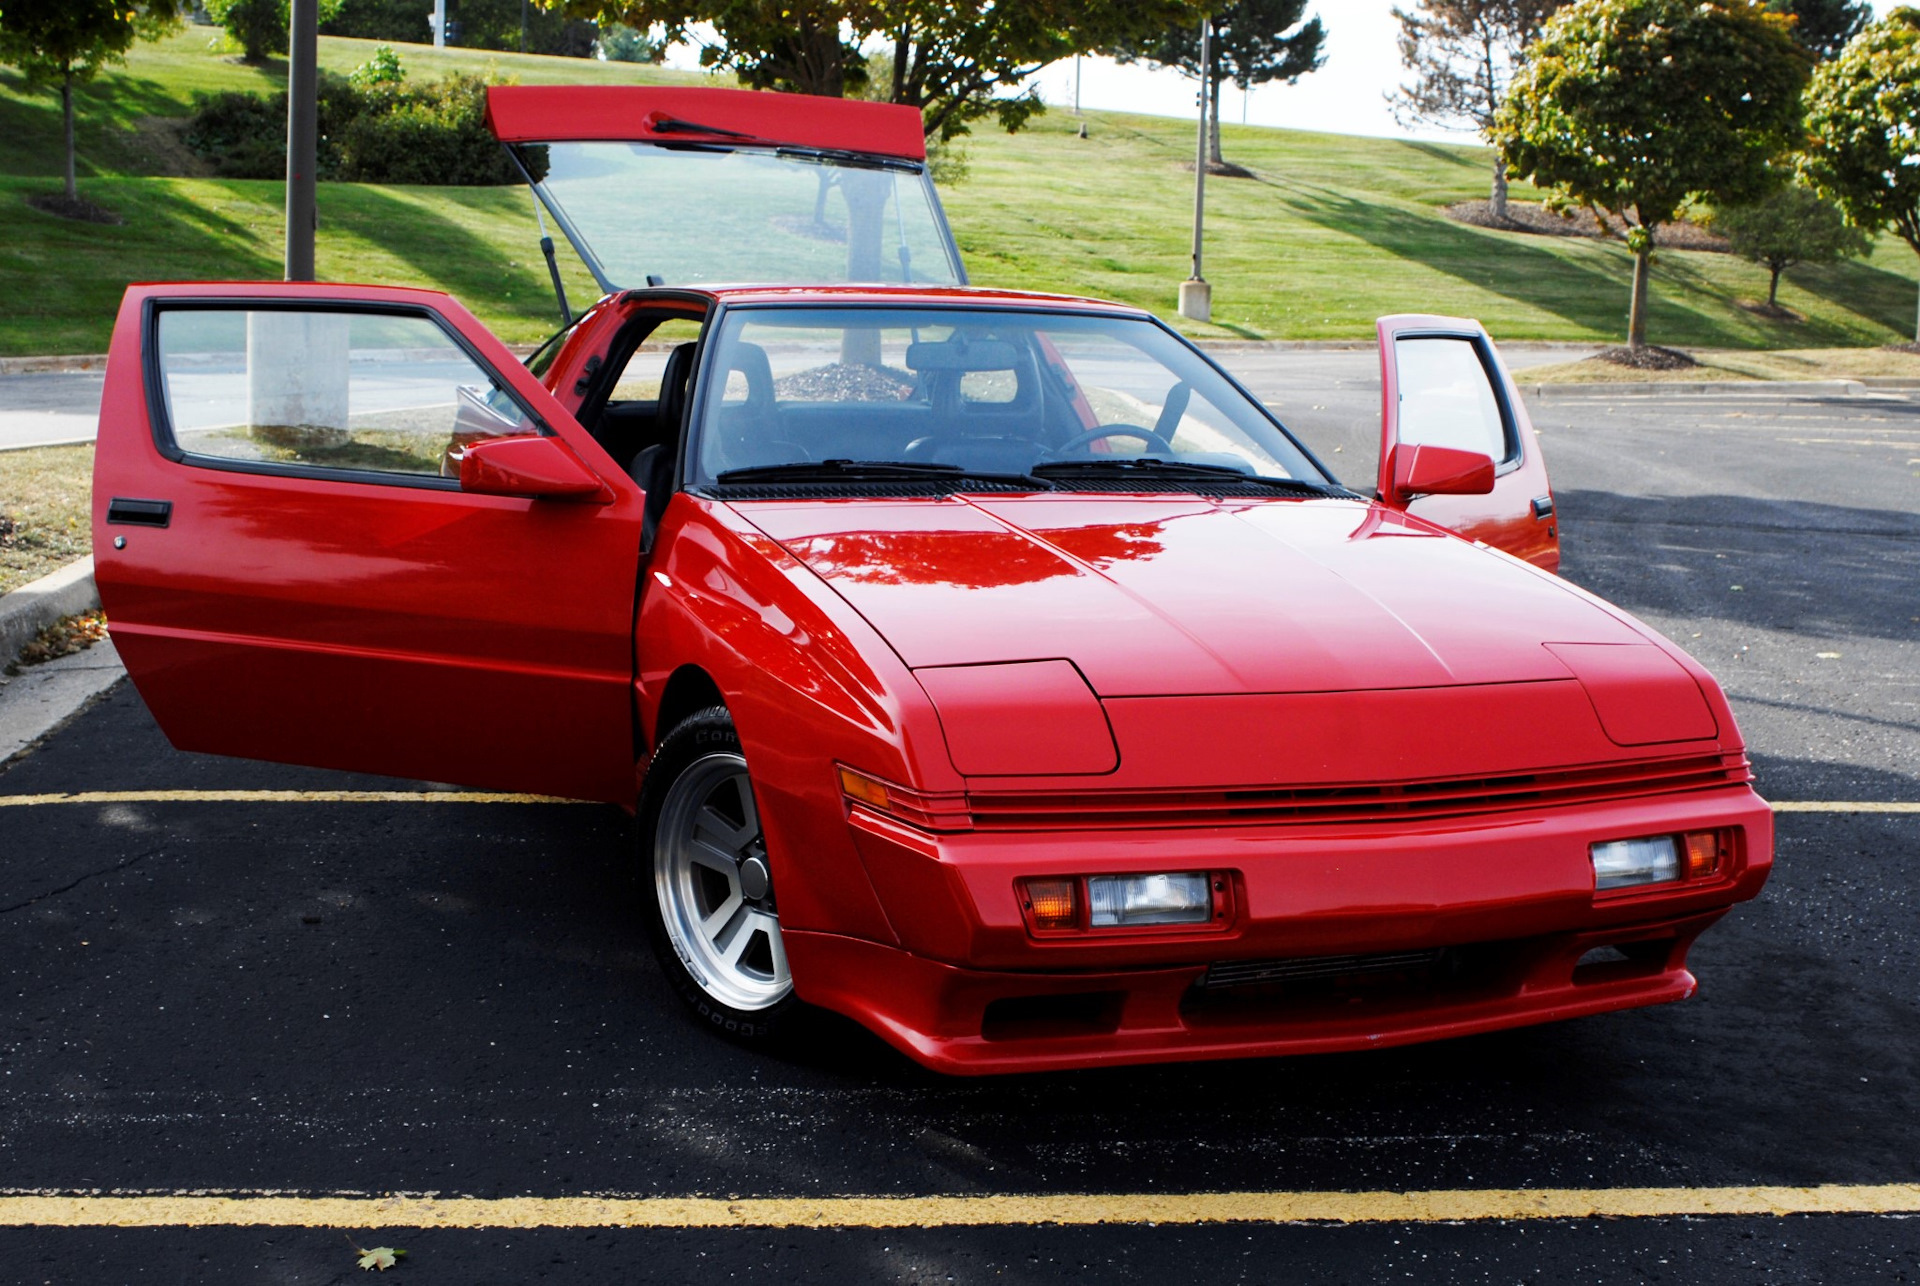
[1200,949,1443,991]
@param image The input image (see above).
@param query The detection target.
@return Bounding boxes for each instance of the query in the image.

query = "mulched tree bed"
[25,193,121,224]
[1445,200,1726,251]
[1592,345,1699,371]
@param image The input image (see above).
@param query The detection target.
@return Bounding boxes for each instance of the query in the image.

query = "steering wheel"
[1047,423,1177,457]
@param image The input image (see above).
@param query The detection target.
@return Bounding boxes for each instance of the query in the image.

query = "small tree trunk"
[1768,264,1782,309]
[1490,160,1508,222]
[1209,75,1223,166]
[61,69,76,202]
[1627,241,1652,352]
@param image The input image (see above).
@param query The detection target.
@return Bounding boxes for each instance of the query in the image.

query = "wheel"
[1046,423,1178,457]
[638,705,798,1041]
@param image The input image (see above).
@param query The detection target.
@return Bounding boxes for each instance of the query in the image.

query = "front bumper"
[791,785,1771,1074]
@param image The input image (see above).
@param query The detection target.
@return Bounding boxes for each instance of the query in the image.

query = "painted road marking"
[0,1186,1917,1228]
[0,790,588,807]
[0,792,1912,813]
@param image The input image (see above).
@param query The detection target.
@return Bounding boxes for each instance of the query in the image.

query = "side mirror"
[459,433,612,503]
[1389,444,1496,502]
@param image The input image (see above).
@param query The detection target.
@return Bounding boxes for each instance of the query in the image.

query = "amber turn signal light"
[1020,878,1081,931]
[1682,830,1723,880]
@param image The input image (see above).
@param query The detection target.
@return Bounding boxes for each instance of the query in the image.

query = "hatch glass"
[517,142,963,292]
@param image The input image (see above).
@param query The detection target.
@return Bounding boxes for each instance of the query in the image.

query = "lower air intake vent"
[1200,949,1444,991]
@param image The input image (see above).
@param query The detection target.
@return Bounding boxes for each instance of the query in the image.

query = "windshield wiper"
[714,459,1052,489]
[1031,457,1348,496]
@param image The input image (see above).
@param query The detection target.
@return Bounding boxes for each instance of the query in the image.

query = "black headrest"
[658,342,698,429]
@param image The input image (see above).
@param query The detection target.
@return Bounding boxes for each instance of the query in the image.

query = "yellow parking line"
[0,790,588,807]
[0,792,1911,813]
[0,1185,1916,1228]
[1770,802,1920,814]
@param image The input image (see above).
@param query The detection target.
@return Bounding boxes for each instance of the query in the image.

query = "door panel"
[1376,314,1559,571]
[93,283,647,802]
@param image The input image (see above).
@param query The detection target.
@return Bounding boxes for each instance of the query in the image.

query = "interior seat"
[628,341,697,550]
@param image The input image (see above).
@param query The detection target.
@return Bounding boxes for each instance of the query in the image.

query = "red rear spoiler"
[485,85,927,162]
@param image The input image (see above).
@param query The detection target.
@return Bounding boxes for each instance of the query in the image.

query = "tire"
[638,705,799,1043]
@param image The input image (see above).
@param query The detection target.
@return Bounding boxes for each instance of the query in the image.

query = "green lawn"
[2,26,1918,354]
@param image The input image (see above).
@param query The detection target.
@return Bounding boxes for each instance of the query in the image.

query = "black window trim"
[141,296,556,493]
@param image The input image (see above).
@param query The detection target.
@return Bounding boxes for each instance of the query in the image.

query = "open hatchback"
[91,86,1770,1075]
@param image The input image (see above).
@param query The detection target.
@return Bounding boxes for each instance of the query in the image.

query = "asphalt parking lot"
[0,365,1915,1282]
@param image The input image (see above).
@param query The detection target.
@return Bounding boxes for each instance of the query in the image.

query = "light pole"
[431,0,446,48]
[1177,17,1211,323]
[285,0,317,280]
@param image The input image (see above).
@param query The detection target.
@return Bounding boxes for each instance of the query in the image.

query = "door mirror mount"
[459,433,613,503]
[1388,444,1496,503]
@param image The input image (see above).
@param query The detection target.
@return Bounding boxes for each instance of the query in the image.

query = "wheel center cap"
[739,855,771,902]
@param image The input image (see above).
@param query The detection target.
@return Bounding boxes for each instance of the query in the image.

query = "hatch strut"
[531,191,572,327]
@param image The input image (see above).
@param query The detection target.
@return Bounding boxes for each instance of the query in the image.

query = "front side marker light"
[1591,836,1678,890]
[1088,872,1213,927]
[1022,878,1081,931]
[1683,830,1723,879]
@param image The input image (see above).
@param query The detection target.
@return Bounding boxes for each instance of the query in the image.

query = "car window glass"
[691,308,1325,485]
[156,309,533,477]
[607,317,704,402]
[1394,337,1511,461]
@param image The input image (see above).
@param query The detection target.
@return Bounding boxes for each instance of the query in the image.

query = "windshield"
[522,142,962,291]
[690,307,1327,488]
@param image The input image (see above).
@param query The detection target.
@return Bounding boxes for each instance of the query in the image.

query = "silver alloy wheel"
[653,750,792,1012]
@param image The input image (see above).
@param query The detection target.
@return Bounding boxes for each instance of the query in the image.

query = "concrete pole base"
[1178,278,1212,324]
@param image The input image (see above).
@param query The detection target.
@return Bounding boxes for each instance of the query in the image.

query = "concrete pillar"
[247,312,351,450]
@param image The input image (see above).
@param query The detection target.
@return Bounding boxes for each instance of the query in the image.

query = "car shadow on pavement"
[1556,488,1920,645]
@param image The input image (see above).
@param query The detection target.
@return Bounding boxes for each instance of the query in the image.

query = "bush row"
[182,71,524,185]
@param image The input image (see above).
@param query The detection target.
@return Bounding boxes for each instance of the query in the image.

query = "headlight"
[1591,836,1678,890]
[1018,871,1227,934]
[1089,873,1212,927]
[1591,829,1732,892]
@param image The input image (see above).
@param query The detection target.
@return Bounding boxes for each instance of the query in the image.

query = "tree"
[1802,9,1920,340]
[1106,0,1326,168]
[557,1,1205,141]
[1389,0,1567,219]
[1768,0,1869,61]
[1710,183,1870,310]
[206,0,344,62]
[1492,0,1809,354]
[0,0,184,205]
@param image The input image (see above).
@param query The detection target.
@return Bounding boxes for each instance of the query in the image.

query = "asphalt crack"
[0,847,161,915]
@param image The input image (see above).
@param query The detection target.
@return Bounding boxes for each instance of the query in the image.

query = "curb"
[1521,378,1880,399]
[0,557,99,666]
[0,355,106,375]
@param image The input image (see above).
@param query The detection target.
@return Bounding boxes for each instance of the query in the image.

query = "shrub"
[333,73,521,185]
[183,70,521,185]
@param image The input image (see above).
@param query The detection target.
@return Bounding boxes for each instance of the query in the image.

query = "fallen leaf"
[358,1246,405,1271]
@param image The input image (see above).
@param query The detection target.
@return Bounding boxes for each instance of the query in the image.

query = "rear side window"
[154,308,534,480]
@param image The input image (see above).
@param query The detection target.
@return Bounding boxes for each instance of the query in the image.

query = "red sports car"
[92,87,1771,1074]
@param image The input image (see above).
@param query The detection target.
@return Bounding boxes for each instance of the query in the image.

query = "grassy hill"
[3,26,1918,355]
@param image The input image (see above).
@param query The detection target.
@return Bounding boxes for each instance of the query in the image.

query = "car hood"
[736,495,1647,698]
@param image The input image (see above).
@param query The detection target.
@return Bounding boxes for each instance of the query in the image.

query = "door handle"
[1530,495,1554,520]
[107,498,172,527]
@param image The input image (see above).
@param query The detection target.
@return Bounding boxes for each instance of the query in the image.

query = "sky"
[662,1,1906,145]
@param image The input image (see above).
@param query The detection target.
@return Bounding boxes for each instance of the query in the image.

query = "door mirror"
[459,433,612,502]
[1388,443,1496,501]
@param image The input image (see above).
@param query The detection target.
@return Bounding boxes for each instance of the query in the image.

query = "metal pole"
[432,0,446,48]
[1177,18,1212,322]
[284,0,318,281]
[1191,18,1209,280]
[1074,55,1081,114]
